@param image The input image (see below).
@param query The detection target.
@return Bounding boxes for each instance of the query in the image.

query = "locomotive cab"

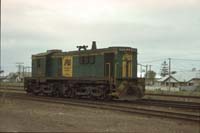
[104,47,145,100]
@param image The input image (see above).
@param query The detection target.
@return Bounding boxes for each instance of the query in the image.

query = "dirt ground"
[0,95,199,132]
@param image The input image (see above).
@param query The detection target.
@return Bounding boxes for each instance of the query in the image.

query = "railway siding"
[1,91,199,123]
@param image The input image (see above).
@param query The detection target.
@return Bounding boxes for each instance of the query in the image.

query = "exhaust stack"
[91,41,97,50]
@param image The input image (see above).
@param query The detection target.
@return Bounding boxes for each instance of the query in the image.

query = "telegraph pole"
[168,58,171,91]
[23,66,31,77]
[149,65,152,71]
[140,65,142,78]
[16,63,24,74]
[16,62,24,82]
[146,65,148,78]
[22,66,25,79]
[138,64,143,78]
[138,64,148,78]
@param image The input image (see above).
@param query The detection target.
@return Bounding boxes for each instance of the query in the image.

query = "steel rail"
[1,86,200,99]
[133,99,200,110]
[1,92,199,123]
[1,88,200,110]
[145,93,200,99]
[0,87,25,91]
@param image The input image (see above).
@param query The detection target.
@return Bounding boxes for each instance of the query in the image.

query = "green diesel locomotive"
[24,41,145,100]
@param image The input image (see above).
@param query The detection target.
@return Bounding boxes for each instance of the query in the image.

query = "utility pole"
[146,65,148,78]
[138,64,148,78]
[138,64,143,78]
[168,58,171,91]
[140,65,142,78]
[23,66,31,77]
[28,66,31,77]
[16,63,24,74]
[16,62,24,82]
[23,66,25,80]
[149,65,152,71]
[27,66,32,77]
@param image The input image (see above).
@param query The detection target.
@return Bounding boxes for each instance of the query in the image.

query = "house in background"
[155,70,200,88]
[156,76,179,87]
[188,78,200,86]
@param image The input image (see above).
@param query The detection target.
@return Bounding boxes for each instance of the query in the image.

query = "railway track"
[131,99,200,110]
[0,86,200,109]
[1,87,199,110]
[0,86,24,91]
[1,91,200,123]
[145,93,200,99]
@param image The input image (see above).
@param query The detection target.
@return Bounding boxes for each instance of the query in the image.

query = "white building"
[156,70,200,87]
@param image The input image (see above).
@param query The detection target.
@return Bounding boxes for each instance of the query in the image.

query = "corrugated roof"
[157,76,170,82]
[157,71,200,82]
[173,71,200,82]
[157,75,178,83]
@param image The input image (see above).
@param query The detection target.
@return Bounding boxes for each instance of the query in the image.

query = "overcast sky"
[1,0,200,74]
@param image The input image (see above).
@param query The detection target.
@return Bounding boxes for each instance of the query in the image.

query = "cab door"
[104,53,114,80]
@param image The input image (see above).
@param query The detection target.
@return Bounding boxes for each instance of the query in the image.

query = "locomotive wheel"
[31,83,41,95]
[100,86,110,100]
[33,87,41,95]
[104,95,113,101]
[61,84,72,98]
[63,89,72,98]
[52,90,59,97]
[136,85,144,98]
[98,89,106,100]
[128,85,144,99]
[51,83,60,97]
[53,89,60,97]
[26,82,33,94]
[70,88,76,98]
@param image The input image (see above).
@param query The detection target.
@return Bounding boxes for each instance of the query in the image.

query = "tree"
[145,70,156,79]
[145,70,156,85]
[160,61,169,77]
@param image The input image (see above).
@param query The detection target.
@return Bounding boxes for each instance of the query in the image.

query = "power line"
[176,70,200,72]
[140,57,200,76]
[140,58,167,63]
[171,58,200,62]
[141,58,200,64]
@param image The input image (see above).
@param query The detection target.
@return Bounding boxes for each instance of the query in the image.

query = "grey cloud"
[1,0,200,73]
